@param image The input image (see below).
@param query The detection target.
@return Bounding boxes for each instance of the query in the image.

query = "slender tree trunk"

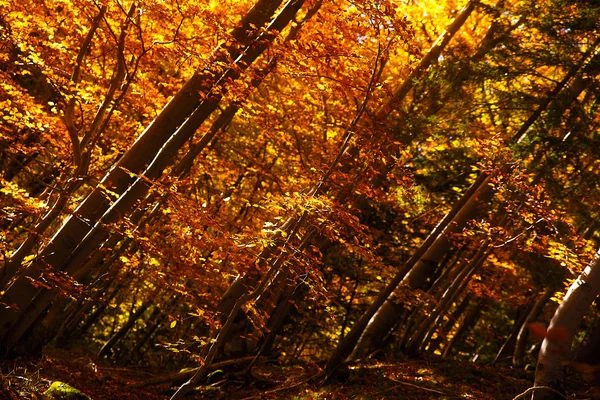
[242,281,300,374]
[56,265,125,345]
[379,0,477,114]
[74,283,124,341]
[492,297,535,366]
[427,293,472,354]
[396,245,469,353]
[349,174,493,360]
[97,295,155,360]
[442,299,486,358]
[408,241,491,354]
[513,287,554,368]
[128,312,168,364]
[394,246,468,353]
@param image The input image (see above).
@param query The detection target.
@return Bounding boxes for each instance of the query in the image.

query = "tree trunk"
[427,293,472,354]
[350,174,493,360]
[72,283,124,341]
[407,241,491,354]
[379,0,477,114]
[395,246,467,353]
[492,296,535,366]
[0,0,300,357]
[532,249,600,399]
[513,287,554,368]
[97,296,155,360]
[127,312,168,364]
[442,299,486,358]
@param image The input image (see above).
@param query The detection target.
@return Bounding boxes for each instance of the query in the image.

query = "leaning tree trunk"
[0,0,300,358]
[97,295,156,360]
[513,286,554,368]
[492,296,535,366]
[329,35,600,372]
[407,240,491,354]
[442,298,487,358]
[532,248,600,400]
[427,293,471,354]
[349,173,493,360]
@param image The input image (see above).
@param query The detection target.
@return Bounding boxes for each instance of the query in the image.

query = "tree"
[1,0,600,398]
[532,249,600,399]
[0,0,302,356]
[326,5,600,372]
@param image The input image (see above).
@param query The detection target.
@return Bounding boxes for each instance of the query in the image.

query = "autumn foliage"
[1,0,600,399]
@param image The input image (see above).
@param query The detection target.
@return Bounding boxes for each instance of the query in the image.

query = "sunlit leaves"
[2,0,600,374]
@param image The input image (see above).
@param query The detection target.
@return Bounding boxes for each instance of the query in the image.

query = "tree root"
[130,356,258,388]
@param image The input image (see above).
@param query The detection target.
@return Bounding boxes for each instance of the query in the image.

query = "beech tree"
[1,0,600,398]
[0,0,302,355]
[532,250,600,399]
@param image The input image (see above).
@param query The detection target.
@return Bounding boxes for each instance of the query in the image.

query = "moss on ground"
[44,381,90,400]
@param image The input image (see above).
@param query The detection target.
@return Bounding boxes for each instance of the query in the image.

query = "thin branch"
[81,2,136,149]
[386,376,447,395]
[316,33,390,192]
[493,218,544,248]
[64,5,106,169]
[512,386,567,400]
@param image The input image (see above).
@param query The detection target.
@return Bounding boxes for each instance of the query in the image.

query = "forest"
[1,0,599,399]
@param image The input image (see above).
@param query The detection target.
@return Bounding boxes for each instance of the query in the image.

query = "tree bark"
[0,0,297,357]
[513,287,554,368]
[442,299,486,358]
[532,249,600,399]
[349,174,493,360]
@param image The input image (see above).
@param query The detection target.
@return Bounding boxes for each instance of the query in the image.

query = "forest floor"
[0,347,596,400]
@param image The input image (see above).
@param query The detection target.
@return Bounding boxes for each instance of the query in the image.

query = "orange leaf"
[546,327,569,343]
[528,322,547,340]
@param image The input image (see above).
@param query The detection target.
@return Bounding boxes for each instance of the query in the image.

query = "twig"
[240,372,322,400]
[130,356,257,387]
[512,386,567,400]
[387,376,446,395]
